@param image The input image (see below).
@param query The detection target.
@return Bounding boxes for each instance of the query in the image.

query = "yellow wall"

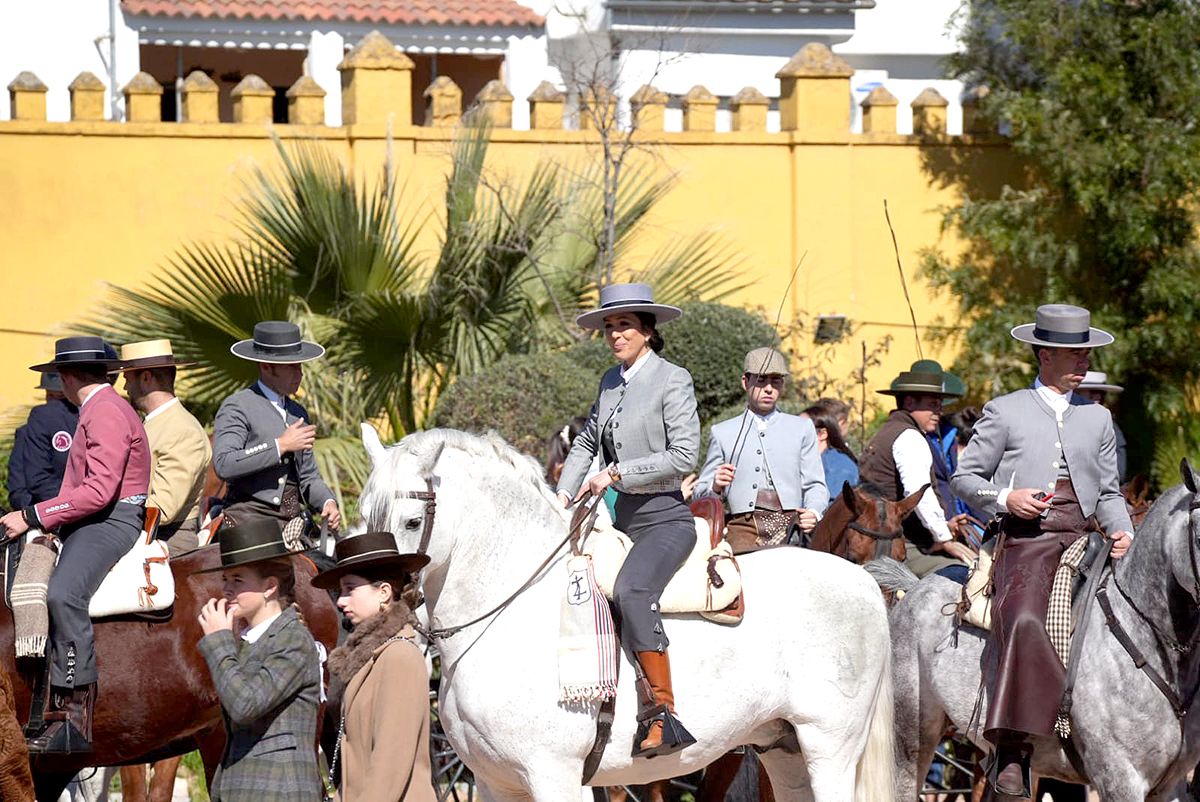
[0,40,1018,417]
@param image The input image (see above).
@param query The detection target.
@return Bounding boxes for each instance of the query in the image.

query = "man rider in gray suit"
[212,321,341,542]
[951,304,1133,800]
[694,347,828,551]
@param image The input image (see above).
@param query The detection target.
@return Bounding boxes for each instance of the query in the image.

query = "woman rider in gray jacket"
[555,283,701,759]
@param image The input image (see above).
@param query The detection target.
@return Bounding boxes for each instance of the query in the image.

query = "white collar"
[143,396,179,423]
[80,384,107,408]
[751,408,778,429]
[256,380,286,407]
[619,350,653,383]
[242,611,282,644]
[1034,377,1073,411]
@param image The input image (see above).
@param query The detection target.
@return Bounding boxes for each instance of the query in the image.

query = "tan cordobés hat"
[113,339,197,372]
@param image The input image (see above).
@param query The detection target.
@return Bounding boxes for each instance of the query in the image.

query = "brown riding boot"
[26,684,95,755]
[986,733,1032,800]
[633,650,696,758]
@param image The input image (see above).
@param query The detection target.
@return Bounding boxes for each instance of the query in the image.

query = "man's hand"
[947,513,975,541]
[712,463,736,493]
[276,420,316,455]
[932,539,977,564]
[796,508,818,534]
[198,598,235,636]
[1005,488,1051,520]
[322,500,341,532]
[557,491,572,509]
[0,510,30,540]
[1111,531,1133,559]
[681,473,698,501]
[575,470,615,503]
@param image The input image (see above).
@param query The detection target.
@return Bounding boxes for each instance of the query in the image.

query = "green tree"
[82,120,743,502]
[923,0,1200,479]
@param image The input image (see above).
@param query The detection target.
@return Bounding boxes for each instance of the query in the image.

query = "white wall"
[0,0,139,121]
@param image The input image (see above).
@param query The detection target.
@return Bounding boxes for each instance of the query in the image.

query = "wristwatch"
[607,463,621,483]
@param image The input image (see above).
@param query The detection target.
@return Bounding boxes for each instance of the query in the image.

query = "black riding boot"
[986,732,1032,800]
[26,684,95,755]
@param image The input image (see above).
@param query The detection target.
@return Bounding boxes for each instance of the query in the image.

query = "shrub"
[433,352,596,457]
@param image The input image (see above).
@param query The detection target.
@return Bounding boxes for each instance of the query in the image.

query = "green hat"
[877,369,959,398]
[910,359,965,398]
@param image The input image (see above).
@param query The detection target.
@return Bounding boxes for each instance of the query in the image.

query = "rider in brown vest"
[859,368,976,578]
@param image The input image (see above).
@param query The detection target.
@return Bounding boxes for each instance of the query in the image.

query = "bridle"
[386,483,600,642]
[846,496,903,542]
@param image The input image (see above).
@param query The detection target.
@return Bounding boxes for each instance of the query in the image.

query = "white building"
[1,0,964,133]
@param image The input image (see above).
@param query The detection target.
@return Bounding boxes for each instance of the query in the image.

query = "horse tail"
[863,556,920,595]
[854,633,896,802]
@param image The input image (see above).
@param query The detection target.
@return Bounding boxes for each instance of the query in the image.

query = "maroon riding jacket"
[30,385,151,531]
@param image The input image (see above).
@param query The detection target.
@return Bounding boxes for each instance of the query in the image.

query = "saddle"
[580,497,744,624]
[89,507,175,618]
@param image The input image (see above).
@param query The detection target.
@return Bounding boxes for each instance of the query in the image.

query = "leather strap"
[1097,583,1188,719]
[582,694,616,784]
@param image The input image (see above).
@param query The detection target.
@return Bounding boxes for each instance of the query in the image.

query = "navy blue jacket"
[7,399,79,508]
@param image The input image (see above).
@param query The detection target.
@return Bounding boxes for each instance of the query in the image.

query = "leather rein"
[399,484,599,642]
[846,497,902,541]
[1089,497,1200,795]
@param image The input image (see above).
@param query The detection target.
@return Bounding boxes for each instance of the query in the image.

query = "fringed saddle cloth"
[10,510,175,659]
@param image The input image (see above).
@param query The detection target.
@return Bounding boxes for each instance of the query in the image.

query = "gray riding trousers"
[612,491,695,654]
[48,502,143,686]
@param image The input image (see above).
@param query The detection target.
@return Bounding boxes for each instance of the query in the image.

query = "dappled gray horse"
[871,460,1200,802]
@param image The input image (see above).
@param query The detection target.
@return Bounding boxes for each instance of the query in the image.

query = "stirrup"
[26,719,92,755]
[983,745,1032,800]
[632,704,696,759]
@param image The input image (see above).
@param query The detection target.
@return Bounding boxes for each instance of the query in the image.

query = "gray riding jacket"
[557,352,700,497]
[951,387,1133,535]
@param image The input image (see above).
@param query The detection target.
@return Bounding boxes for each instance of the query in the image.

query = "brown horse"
[809,481,926,564]
[0,542,340,802]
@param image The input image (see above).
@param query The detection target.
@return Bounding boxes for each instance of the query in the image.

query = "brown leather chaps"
[985,479,1097,742]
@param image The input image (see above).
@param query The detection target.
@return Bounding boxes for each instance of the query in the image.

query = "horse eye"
[405,518,422,531]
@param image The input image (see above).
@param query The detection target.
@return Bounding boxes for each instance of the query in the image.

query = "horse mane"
[857,481,889,499]
[377,428,564,514]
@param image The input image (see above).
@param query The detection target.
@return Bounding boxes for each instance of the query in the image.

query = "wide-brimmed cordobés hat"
[575,283,682,331]
[230,321,325,364]
[877,369,960,398]
[910,359,965,398]
[311,531,430,590]
[1010,304,1113,349]
[113,339,197,372]
[30,336,121,373]
[192,519,292,574]
[1079,371,1123,394]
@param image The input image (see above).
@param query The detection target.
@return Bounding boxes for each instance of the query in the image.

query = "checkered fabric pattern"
[1049,536,1088,737]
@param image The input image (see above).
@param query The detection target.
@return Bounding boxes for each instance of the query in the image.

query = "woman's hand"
[575,470,615,502]
[198,598,235,636]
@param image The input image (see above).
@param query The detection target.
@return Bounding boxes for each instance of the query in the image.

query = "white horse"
[869,459,1200,802]
[356,426,895,802]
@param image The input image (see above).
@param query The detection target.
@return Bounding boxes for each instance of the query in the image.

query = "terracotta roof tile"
[121,0,543,28]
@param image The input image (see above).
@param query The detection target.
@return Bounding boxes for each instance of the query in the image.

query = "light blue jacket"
[694,411,829,515]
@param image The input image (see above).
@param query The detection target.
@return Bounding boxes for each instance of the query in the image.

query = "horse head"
[841,482,926,564]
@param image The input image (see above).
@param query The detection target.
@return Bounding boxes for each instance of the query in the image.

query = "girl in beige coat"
[314,532,436,802]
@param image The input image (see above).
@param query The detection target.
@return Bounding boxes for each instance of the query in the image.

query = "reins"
[408,489,602,642]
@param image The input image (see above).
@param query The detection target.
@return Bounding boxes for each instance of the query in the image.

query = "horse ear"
[899,483,929,514]
[361,422,387,466]
[841,481,857,513]
[420,442,447,481]
[1182,458,1198,494]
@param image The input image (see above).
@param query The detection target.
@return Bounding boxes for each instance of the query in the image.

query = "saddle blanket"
[9,512,175,657]
[579,515,742,624]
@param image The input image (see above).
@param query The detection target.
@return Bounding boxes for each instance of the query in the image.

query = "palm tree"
[83,118,744,503]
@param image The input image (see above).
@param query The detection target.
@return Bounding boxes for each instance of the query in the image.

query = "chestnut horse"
[0,542,340,802]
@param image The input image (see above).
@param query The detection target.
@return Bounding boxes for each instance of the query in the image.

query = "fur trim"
[327,603,414,686]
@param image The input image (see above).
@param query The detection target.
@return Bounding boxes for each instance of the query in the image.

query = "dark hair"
[634,312,664,353]
[248,557,297,606]
[803,405,857,463]
[949,406,983,447]
[815,397,851,422]
[60,364,109,384]
[1031,345,1049,363]
[545,416,588,483]
[354,565,421,620]
[147,365,177,392]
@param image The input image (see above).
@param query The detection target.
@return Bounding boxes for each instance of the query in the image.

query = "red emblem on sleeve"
[51,431,73,452]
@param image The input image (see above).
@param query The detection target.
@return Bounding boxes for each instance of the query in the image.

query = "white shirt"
[619,350,653,384]
[892,428,952,543]
[241,611,281,644]
[752,409,778,432]
[256,380,289,421]
[80,384,106,408]
[143,396,179,424]
[997,379,1072,511]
